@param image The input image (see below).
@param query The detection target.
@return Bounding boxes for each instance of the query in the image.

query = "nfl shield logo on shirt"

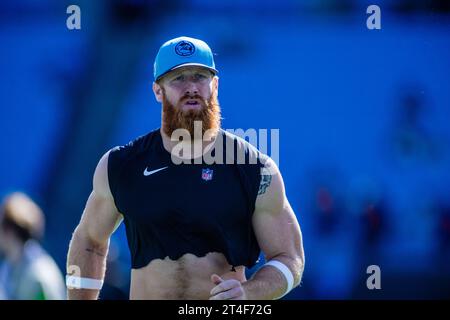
[201,168,213,181]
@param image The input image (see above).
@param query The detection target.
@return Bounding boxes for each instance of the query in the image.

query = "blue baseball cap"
[153,36,218,81]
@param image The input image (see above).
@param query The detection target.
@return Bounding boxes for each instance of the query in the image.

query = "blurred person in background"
[0,192,65,300]
[66,36,305,300]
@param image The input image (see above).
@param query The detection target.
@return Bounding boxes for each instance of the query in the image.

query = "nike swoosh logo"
[143,166,168,176]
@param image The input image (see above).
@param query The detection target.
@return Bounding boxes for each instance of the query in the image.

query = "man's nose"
[184,80,199,96]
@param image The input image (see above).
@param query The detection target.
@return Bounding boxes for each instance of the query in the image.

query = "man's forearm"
[243,255,304,300]
[66,228,109,300]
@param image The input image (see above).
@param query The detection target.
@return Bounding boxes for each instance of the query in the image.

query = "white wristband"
[66,276,104,290]
[263,260,294,299]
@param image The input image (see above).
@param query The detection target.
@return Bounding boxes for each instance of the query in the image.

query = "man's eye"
[174,75,184,81]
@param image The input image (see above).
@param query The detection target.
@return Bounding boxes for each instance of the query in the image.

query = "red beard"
[162,88,221,139]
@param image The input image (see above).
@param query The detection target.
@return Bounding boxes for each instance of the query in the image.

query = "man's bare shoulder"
[255,157,285,213]
[92,149,114,199]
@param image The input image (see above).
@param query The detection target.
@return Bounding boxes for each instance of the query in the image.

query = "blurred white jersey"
[0,240,65,300]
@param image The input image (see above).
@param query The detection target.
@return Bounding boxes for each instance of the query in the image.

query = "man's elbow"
[292,252,305,288]
[271,251,305,288]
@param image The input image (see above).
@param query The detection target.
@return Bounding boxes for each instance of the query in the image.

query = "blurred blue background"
[1,0,449,299]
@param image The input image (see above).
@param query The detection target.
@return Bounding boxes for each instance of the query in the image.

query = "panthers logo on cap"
[175,40,195,56]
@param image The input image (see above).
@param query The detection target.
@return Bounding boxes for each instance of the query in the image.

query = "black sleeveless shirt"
[108,128,266,269]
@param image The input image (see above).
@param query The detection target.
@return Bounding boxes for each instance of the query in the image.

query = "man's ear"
[153,82,163,103]
[213,76,219,92]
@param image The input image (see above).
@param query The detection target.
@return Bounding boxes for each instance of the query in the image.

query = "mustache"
[178,94,207,105]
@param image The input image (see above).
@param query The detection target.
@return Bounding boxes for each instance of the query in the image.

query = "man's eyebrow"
[167,68,211,80]
[167,72,183,79]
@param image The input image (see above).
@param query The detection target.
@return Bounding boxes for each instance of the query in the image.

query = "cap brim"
[156,63,218,81]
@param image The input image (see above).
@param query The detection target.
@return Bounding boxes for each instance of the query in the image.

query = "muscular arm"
[243,158,305,299]
[66,150,123,300]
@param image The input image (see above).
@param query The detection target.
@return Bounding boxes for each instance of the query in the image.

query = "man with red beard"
[66,37,305,300]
